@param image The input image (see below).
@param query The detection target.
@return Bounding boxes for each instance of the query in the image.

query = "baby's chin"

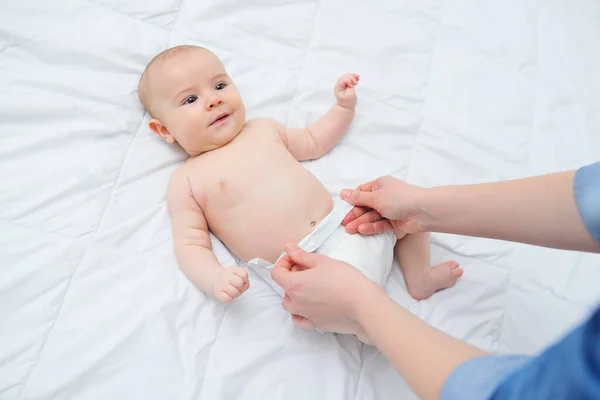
[215,123,244,143]
[182,132,241,155]
[216,130,242,147]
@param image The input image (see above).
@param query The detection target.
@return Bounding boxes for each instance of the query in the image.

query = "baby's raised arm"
[167,170,249,302]
[280,73,359,161]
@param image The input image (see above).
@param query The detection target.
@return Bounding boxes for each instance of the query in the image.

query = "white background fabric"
[1,0,599,399]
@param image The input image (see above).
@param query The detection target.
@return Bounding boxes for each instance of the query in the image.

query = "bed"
[1,0,599,399]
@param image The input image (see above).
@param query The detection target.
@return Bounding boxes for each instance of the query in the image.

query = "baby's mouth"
[210,113,230,126]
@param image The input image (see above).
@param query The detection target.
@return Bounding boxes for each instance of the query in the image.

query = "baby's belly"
[207,178,334,263]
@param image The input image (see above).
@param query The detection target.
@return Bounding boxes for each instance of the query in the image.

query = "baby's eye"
[215,82,227,91]
[184,96,197,105]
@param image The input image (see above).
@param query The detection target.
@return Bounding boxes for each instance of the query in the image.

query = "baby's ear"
[149,119,175,144]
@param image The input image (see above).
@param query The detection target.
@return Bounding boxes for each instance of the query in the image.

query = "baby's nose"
[207,97,223,109]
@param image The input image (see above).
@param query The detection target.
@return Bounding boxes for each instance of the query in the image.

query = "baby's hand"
[335,73,360,110]
[212,266,250,303]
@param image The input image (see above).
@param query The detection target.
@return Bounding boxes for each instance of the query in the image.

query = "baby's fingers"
[241,280,250,294]
[229,275,247,291]
[215,290,234,303]
[292,314,316,330]
[232,267,249,281]
[344,73,359,85]
[223,283,243,299]
[335,78,348,91]
[344,77,357,87]
[337,75,353,88]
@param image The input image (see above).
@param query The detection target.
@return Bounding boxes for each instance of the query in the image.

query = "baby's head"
[138,45,246,156]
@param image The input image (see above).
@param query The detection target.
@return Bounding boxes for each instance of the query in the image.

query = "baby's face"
[148,49,245,156]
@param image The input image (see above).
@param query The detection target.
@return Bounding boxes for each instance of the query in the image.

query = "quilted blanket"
[1,0,599,399]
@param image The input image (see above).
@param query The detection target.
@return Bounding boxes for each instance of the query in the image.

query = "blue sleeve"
[440,355,531,400]
[491,306,600,399]
[574,161,600,244]
[441,306,600,400]
[442,162,600,400]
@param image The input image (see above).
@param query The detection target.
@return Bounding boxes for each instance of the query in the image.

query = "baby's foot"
[406,261,462,300]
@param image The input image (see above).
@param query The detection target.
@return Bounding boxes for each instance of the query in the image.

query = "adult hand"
[341,175,433,235]
[271,243,377,342]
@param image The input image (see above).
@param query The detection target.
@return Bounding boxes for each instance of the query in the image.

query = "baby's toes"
[452,267,464,278]
[431,261,463,286]
[446,260,459,269]
[441,261,463,278]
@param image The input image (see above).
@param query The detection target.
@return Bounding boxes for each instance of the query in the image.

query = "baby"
[138,45,462,304]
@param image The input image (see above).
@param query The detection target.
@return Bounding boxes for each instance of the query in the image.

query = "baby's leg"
[395,232,462,300]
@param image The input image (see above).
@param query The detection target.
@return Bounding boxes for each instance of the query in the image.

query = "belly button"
[310,221,316,227]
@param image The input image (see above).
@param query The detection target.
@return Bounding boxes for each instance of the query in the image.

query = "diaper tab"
[296,198,354,254]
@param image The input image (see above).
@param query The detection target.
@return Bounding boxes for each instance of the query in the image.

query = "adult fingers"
[285,243,321,269]
[282,293,296,314]
[357,219,394,234]
[271,255,294,286]
[340,187,377,208]
[344,210,383,234]
[341,206,368,226]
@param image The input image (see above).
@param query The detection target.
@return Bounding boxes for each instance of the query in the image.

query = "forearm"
[174,243,222,296]
[354,284,486,400]
[307,104,354,155]
[422,171,600,252]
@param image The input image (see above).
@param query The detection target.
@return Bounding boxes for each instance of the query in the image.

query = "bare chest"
[187,124,295,210]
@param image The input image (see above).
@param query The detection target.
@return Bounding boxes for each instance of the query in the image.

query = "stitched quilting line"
[347,5,451,396]
[283,0,324,128]
[489,3,539,354]
[16,0,195,390]
[82,0,175,32]
[402,0,446,184]
[0,218,95,241]
[83,0,303,73]
[17,113,148,398]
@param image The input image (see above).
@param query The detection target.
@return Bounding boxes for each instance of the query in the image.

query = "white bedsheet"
[1,0,600,399]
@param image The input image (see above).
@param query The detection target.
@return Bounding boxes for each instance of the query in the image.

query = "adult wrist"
[413,185,431,213]
[414,186,440,232]
[349,280,387,324]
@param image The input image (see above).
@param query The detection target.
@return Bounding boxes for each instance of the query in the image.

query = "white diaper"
[245,197,396,297]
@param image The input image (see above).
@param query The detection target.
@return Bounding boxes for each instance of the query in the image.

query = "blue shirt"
[441,162,600,400]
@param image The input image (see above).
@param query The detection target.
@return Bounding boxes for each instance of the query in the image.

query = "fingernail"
[341,189,351,198]
[286,242,298,252]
